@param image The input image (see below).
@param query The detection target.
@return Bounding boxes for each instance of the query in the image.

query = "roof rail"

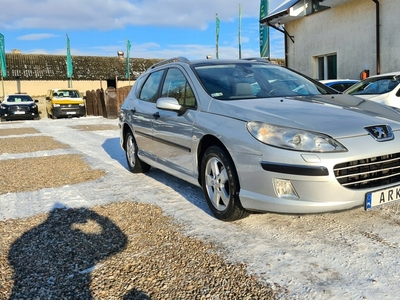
[241,57,270,63]
[150,57,191,69]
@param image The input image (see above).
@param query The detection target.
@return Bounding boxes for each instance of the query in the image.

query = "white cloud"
[0,0,283,31]
[1,0,285,59]
[17,33,59,41]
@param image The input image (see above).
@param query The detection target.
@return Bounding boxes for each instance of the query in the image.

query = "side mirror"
[156,97,187,116]
[46,96,51,100]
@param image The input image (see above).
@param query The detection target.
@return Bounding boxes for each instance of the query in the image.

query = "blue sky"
[0,0,284,60]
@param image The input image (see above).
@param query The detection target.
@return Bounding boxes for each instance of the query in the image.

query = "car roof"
[148,57,270,70]
[5,93,32,98]
[320,79,359,83]
[50,88,79,91]
[190,58,270,65]
[367,71,400,79]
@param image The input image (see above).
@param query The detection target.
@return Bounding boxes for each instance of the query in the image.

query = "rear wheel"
[125,130,150,173]
[201,145,249,221]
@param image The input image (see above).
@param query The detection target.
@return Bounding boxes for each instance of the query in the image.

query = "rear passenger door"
[131,70,165,160]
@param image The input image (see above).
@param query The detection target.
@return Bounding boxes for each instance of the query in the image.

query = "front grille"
[60,104,80,111]
[61,104,79,108]
[334,152,400,189]
[10,106,30,112]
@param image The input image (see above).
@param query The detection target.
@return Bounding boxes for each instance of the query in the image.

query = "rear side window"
[161,68,196,108]
[139,70,164,103]
[134,74,147,98]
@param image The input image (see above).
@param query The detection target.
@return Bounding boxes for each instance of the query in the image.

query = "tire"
[124,130,151,173]
[200,145,249,221]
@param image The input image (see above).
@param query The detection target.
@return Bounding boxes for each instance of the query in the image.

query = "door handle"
[153,112,160,119]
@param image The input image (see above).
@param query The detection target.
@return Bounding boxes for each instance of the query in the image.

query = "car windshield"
[193,63,330,100]
[345,75,400,95]
[7,95,33,102]
[55,90,80,98]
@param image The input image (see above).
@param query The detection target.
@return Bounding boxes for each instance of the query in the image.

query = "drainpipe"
[372,0,380,74]
[285,35,288,68]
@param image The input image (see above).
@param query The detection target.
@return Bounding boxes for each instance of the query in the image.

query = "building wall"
[1,79,133,98]
[285,0,397,79]
[381,0,399,72]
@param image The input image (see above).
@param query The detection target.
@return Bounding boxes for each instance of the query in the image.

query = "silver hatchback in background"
[119,57,400,221]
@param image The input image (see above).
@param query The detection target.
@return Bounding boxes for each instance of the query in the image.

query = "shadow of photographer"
[8,204,128,299]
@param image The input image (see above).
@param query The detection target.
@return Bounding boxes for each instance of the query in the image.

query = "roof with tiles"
[2,53,162,81]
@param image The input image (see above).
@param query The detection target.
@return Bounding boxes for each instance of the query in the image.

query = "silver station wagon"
[119,57,400,221]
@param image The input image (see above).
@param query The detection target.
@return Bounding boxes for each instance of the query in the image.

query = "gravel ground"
[0,123,284,299]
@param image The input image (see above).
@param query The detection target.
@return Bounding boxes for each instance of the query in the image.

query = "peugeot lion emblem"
[365,125,394,141]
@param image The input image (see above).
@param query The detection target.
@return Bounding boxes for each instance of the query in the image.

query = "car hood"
[51,98,84,106]
[207,94,400,139]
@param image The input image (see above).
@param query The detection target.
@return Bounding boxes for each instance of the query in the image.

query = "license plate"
[66,112,76,115]
[365,185,400,209]
[14,111,25,115]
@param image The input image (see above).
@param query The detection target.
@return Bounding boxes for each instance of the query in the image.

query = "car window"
[194,63,326,100]
[346,76,400,95]
[329,83,356,92]
[56,90,80,98]
[329,84,345,92]
[7,95,33,102]
[139,70,164,103]
[134,74,148,98]
[161,68,196,109]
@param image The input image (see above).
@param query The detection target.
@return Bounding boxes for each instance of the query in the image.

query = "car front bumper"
[1,110,39,120]
[52,105,86,117]
[234,132,400,214]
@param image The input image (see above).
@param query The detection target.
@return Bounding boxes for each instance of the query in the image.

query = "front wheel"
[124,130,150,173]
[201,146,248,221]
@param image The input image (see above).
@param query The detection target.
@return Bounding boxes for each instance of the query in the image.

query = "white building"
[262,0,398,80]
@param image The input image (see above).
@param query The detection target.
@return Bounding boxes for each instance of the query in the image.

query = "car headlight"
[53,104,61,107]
[246,121,347,152]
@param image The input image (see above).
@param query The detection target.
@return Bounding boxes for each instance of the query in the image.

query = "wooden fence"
[85,86,132,119]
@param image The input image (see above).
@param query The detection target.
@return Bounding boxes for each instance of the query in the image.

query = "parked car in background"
[45,88,86,119]
[320,79,359,92]
[119,57,400,221]
[344,72,400,108]
[0,94,39,122]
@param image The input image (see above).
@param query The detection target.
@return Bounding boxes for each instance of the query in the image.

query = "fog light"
[273,178,299,199]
